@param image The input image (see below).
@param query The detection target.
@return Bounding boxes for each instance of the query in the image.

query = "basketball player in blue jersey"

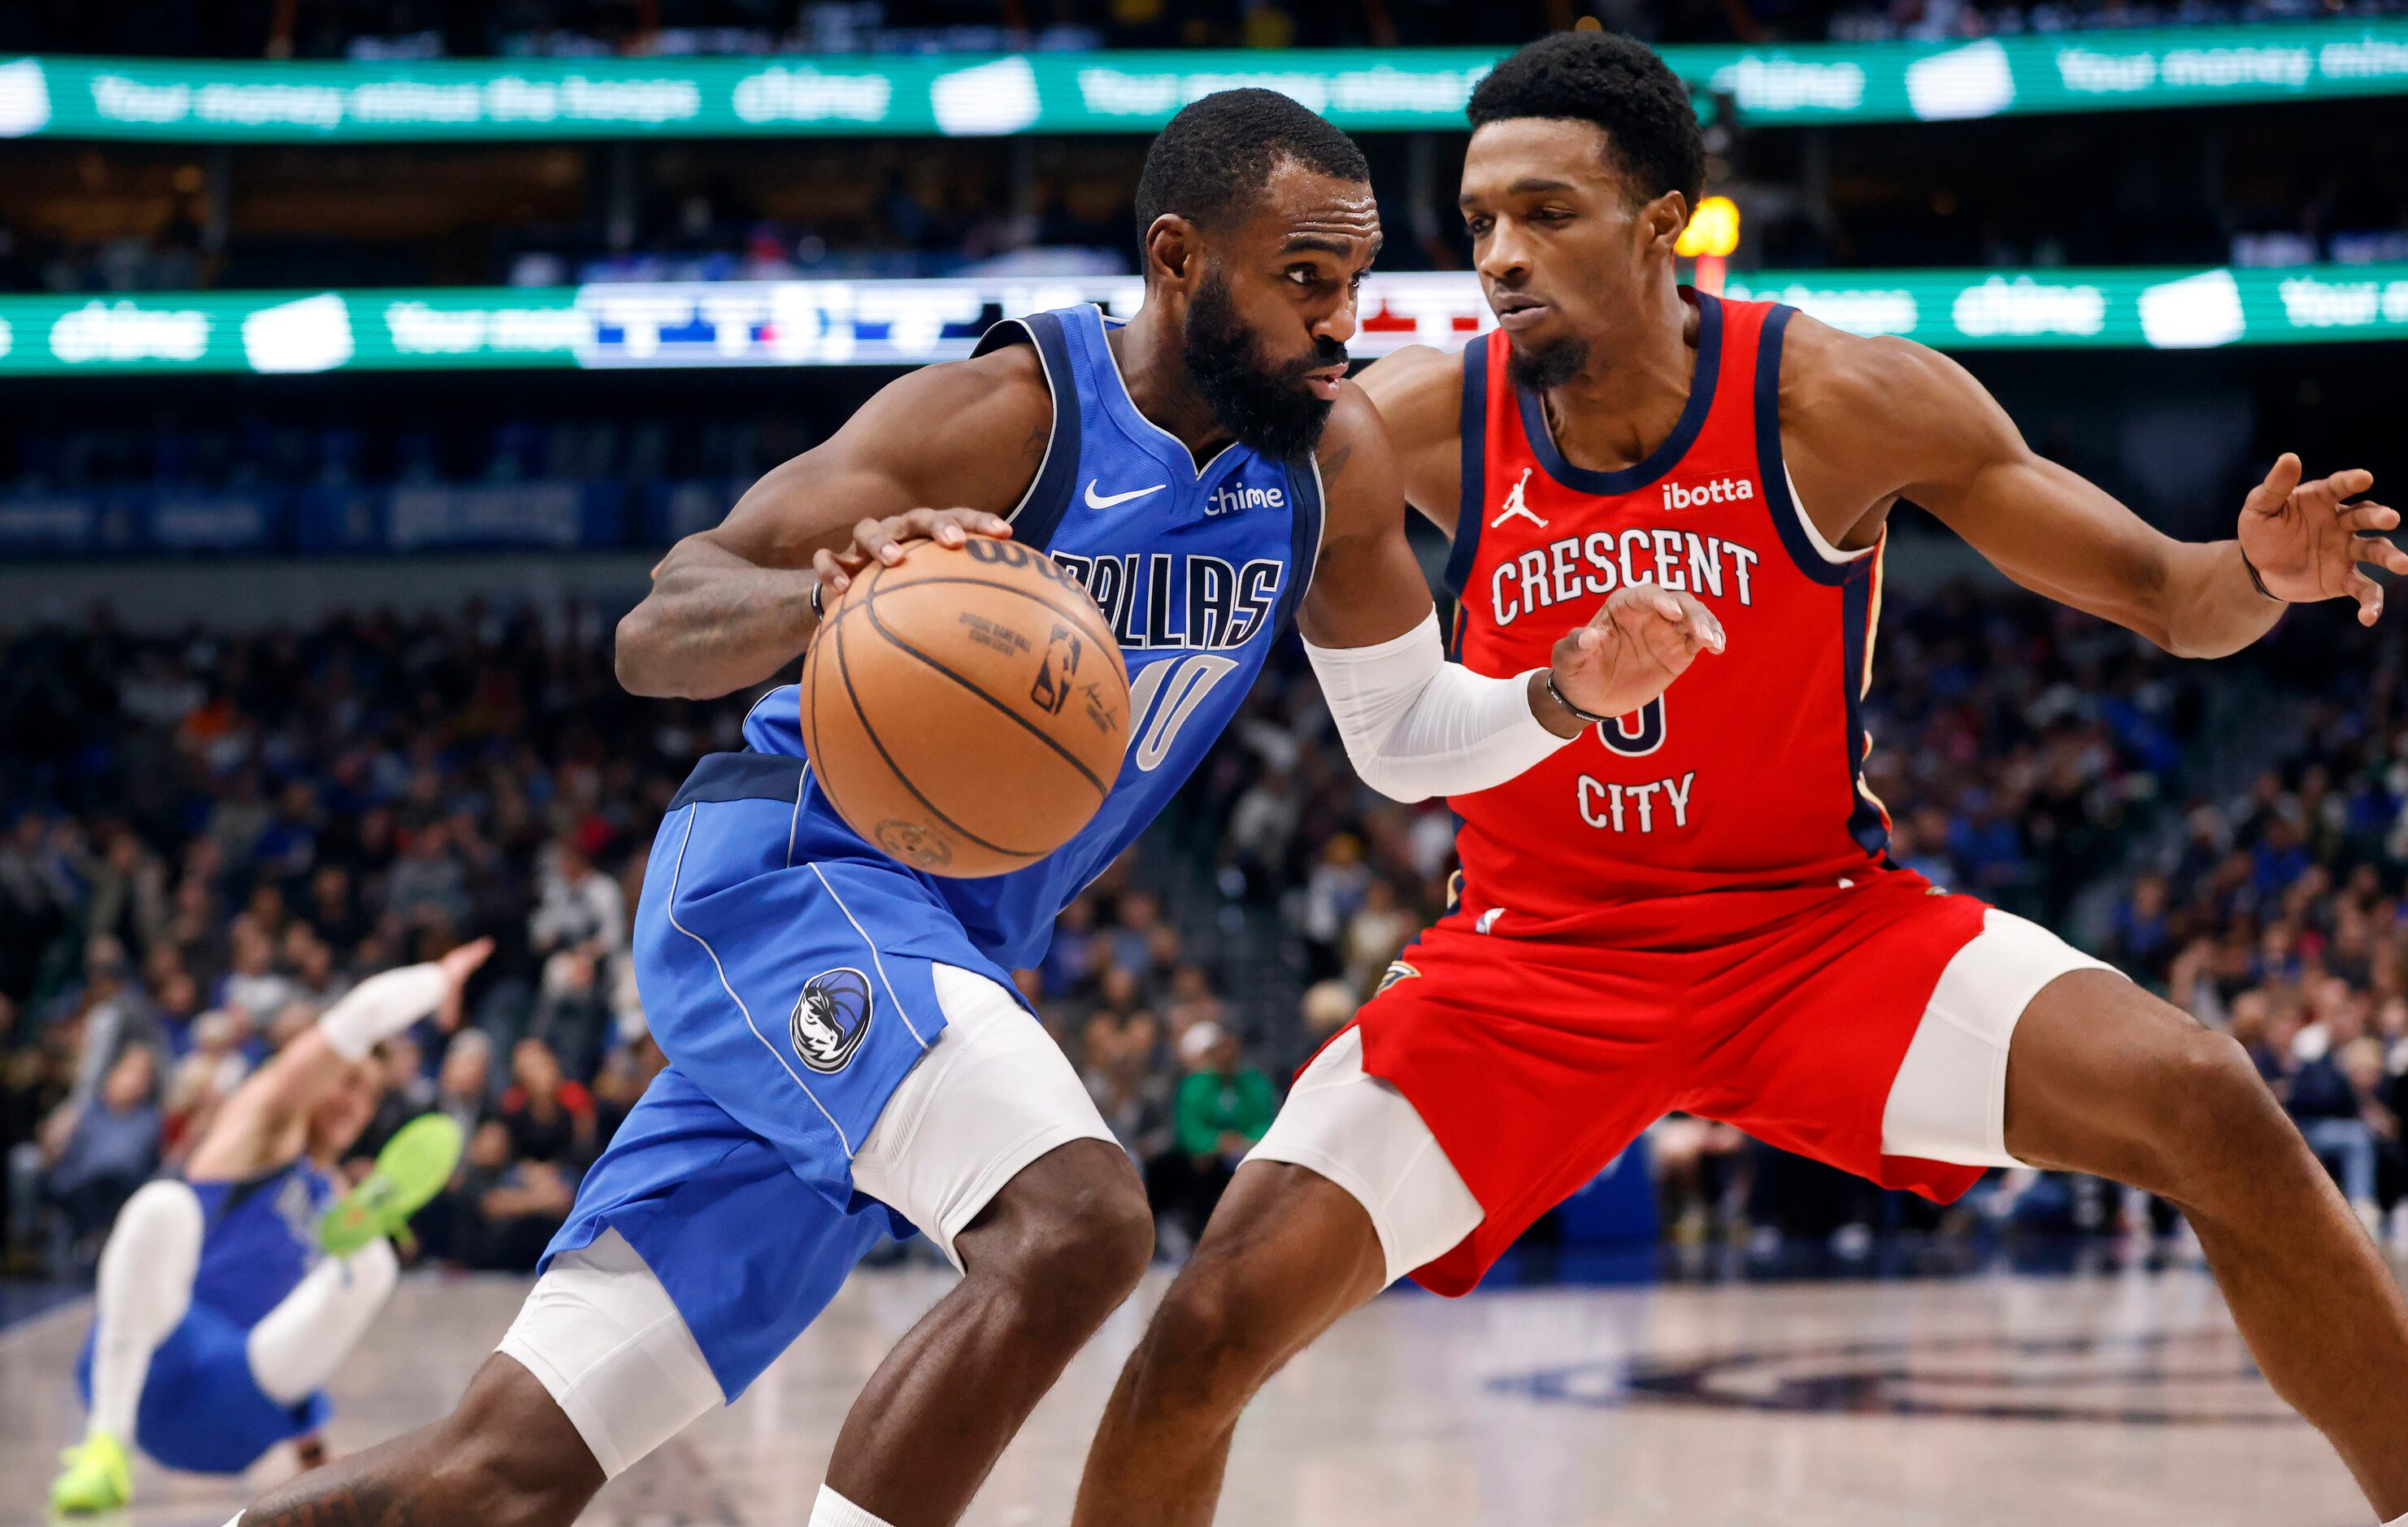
[47,942,484,1514]
[228,89,1719,1527]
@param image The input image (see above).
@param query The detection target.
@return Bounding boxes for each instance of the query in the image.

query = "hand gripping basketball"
[811,508,1013,601]
[1550,584,1725,722]
[798,537,1131,878]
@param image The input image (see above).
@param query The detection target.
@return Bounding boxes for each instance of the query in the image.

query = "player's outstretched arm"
[185,939,491,1181]
[1781,315,2406,659]
[613,346,1050,699]
[1298,384,1722,804]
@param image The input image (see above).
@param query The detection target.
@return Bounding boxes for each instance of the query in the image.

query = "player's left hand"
[2238,454,2408,624]
[434,936,494,1032]
[1549,585,1725,724]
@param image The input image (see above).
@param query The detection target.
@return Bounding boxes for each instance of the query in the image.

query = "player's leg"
[56,1178,206,1510]
[55,1178,202,1509]
[243,1237,401,1406]
[237,1071,852,1527]
[1071,1029,1482,1527]
[85,1179,204,1440]
[2001,964,2408,1516]
[819,963,1154,1527]
[224,1349,607,1527]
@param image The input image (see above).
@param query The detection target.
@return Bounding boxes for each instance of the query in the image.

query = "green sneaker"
[319,1113,463,1257]
[49,1431,131,1515]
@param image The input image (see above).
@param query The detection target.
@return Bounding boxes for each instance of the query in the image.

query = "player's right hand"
[1549,585,1725,723]
[812,508,1012,599]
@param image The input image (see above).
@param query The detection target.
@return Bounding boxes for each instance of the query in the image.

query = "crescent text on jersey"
[1488,529,1764,627]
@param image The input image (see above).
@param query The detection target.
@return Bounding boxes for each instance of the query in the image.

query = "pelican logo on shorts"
[1375,960,1420,995]
[1030,624,1082,715]
[791,967,874,1073]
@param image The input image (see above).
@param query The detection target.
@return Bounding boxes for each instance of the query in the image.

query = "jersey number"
[1597,696,1667,758]
[1125,654,1240,772]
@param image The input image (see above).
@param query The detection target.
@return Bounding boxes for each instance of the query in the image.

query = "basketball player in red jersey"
[1074,32,2408,1525]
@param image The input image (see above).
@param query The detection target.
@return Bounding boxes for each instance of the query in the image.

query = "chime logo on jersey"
[791,967,873,1072]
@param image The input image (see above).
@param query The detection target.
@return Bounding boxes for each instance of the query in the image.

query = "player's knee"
[420,1358,604,1520]
[2134,1027,2287,1199]
[1003,1172,1153,1322]
[1136,1259,1287,1412]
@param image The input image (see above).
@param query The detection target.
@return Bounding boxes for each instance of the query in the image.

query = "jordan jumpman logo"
[1490,468,1547,530]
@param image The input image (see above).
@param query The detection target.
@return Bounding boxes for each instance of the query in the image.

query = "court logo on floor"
[792,967,874,1073]
[1493,1331,2291,1426]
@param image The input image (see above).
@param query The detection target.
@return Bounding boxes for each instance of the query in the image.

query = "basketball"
[798,536,1130,878]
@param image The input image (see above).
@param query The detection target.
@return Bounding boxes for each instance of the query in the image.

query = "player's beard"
[1505,330,1590,394]
[1182,268,1345,460]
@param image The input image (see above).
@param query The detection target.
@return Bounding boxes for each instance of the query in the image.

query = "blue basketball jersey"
[742,303,1324,971]
[187,1159,332,1328]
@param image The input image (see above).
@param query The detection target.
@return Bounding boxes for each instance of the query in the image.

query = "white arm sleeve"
[317,963,450,1061]
[1304,611,1573,805]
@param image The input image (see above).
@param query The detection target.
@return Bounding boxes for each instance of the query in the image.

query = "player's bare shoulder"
[1772,309,2009,529]
[886,341,1057,490]
[1352,342,1467,529]
[738,337,1053,524]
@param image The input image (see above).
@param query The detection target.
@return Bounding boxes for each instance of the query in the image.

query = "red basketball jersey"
[1443,291,1890,934]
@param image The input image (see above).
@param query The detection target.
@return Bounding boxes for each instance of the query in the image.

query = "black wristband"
[2238,544,2284,603]
[809,580,827,620]
[1544,669,1615,727]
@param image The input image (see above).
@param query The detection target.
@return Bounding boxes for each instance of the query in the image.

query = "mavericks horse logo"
[790,967,873,1073]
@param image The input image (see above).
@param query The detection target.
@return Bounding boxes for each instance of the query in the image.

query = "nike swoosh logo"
[1084,479,1167,510]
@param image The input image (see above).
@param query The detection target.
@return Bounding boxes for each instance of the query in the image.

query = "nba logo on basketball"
[790,968,874,1073]
[1031,625,1084,715]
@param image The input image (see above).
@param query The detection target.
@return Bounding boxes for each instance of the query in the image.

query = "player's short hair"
[1467,31,1706,207]
[1133,89,1371,246]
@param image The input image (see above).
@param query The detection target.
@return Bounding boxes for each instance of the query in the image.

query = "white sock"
[247,1236,401,1404]
[809,1485,898,1527]
[318,963,450,1062]
[88,1181,205,1440]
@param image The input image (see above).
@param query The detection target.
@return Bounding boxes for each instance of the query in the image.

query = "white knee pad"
[496,1229,724,1480]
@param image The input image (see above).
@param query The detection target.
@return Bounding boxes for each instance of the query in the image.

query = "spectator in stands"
[1146,1022,1275,1255]
[41,1046,161,1255]
[216,918,297,1026]
[432,1029,493,1141]
[526,835,624,1081]
[496,1035,593,1171]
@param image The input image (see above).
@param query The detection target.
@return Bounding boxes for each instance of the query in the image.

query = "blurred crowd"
[10,0,2408,59]
[0,599,1297,1274]
[2,577,2401,1280]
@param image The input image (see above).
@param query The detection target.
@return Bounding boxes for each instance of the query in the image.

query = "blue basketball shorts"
[513,753,1113,1476]
[77,1306,332,1475]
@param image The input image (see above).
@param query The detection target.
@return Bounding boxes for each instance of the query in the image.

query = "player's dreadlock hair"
[1133,88,1371,248]
[1467,30,1706,207]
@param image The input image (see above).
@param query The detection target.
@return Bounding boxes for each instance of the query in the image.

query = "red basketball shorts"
[1249,868,2120,1295]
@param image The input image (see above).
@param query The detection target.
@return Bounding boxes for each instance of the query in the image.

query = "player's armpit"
[1352,343,1466,529]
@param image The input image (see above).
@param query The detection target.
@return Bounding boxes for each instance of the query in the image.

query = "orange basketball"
[798,536,1130,878]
